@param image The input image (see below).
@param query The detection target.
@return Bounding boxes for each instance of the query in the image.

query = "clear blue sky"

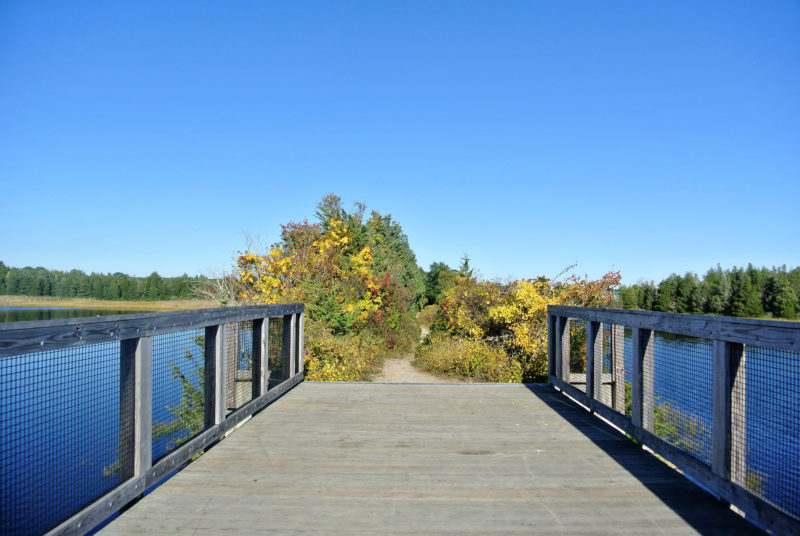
[1,1,798,285]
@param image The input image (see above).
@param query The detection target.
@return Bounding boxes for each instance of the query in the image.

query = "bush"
[415,332,522,383]
[303,319,382,381]
[417,304,439,329]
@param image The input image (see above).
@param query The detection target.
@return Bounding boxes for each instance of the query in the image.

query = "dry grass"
[0,295,218,311]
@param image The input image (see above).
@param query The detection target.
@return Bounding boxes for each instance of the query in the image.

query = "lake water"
[0,308,206,535]
[608,329,800,520]
[0,307,151,323]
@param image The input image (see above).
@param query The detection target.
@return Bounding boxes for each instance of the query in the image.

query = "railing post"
[712,340,732,480]
[547,314,556,378]
[119,336,153,480]
[730,343,747,487]
[586,321,602,402]
[204,324,226,428]
[632,328,654,430]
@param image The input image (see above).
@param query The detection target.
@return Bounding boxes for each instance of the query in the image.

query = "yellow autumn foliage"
[415,332,522,383]
[428,267,620,381]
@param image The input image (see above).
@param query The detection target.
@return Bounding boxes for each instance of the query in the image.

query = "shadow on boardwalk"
[525,385,764,535]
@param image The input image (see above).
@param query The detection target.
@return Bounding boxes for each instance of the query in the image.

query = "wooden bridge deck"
[99,383,762,535]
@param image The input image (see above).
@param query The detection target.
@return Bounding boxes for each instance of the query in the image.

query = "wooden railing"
[0,304,305,536]
[547,305,800,535]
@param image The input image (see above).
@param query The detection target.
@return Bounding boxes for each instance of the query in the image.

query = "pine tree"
[763,275,798,318]
[727,268,763,317]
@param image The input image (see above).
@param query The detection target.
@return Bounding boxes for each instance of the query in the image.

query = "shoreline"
[0,295,218,311]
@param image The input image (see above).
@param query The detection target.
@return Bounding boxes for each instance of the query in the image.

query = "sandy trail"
[371,316,463,383]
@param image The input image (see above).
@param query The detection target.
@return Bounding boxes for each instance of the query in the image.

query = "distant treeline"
[0,261,206,301]
[614,264,800,319]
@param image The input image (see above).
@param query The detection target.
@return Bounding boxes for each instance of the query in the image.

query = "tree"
[235,195,425,374]
[702,266,729,315]
[616,285,639,309]
[727,268,763,317]
[763,275,798,318]
[674,273,701,314]
[424,262,452,305]
[637,281,657,310]
[654,274,680,312]
[458,254,474,279]
[145,272,165,300]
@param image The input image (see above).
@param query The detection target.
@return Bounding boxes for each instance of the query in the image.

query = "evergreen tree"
[0,261,201,300]
[654,274,680,312]
[458,254,474,279]
[675,273,701,314]
[727,268,763,317]
[763,275,798,318]
[637,282,657,310]
[424,262,452,305]
[617,284,639,309]
[702,266,729,314]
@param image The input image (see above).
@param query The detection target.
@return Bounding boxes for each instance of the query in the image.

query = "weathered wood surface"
[548,306,800,351]
[99,383,762,535]
[0,303,304,358]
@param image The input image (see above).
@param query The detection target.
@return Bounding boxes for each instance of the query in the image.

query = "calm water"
[614,331,800,518]
[0,307,199,535]
[0,307,150,323]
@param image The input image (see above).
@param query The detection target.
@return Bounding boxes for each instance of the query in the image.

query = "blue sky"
[1,1,798,285]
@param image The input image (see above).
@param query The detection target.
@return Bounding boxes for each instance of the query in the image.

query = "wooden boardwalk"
[99,383,763,535]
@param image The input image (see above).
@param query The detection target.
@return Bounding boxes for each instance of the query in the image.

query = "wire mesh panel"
[152,328,205,462]
[597,324,630,414]
[622,327,633,417]
[268,316,285,389]
[0,343,124,536]
[225,321,254,413]
[568,318,587,392]
[732,345,800,519]
[651,333,713,466]
[599,323,614,408]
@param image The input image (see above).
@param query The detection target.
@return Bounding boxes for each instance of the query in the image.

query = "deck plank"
[100,383,763,535]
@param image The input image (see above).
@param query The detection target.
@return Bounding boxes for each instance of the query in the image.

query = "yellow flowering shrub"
[430,267,620,382]
[231,195,425,381]
[434,275,503,339]
[415,332,522,383]
[303,318,382,382]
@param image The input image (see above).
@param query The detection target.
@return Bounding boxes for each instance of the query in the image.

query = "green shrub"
[415,332,522,383]
[418,304,439,329]
[304,318,382,381]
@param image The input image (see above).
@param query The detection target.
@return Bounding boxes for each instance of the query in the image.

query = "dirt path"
[371,314,463,383]
[371,352,462,383]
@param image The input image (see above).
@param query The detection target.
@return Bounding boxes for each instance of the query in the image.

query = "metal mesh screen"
[651,333,713,465]
[568,318,587,392]
[268,316,285,389]
[152,328,205,462]
[732,344,800,519]
[225,321,254,413]
[622,327,633,417]
[595,324,629,414]
[599,323,612,405]
[0,343,124,536]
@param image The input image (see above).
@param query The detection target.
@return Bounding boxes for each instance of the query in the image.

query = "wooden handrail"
[547,305,800,535]
[0,304,305,536]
